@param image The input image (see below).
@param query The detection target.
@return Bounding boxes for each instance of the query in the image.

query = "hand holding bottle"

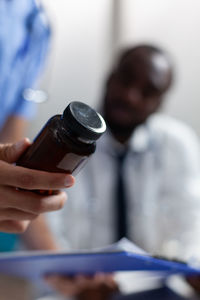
[0,138,74,233]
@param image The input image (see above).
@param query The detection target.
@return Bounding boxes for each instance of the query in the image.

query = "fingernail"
[14,139,26,152]
[64,175,74,187]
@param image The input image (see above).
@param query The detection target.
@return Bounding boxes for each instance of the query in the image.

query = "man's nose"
[123,87,142,104]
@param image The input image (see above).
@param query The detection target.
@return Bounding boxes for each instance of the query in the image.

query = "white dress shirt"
[47,114,200,261]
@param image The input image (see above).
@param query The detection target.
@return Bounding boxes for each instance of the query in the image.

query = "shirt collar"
[129,122,151,153]
[98,120,151,156]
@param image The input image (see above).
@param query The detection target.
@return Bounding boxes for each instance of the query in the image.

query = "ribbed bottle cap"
[63,101,106,141]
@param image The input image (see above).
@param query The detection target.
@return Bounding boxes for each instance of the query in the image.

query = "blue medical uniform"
[0,0,51,251]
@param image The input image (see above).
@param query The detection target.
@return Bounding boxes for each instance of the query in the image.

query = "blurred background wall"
[28,0,200,138]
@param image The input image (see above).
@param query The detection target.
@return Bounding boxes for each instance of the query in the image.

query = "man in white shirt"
[46,45,200,298]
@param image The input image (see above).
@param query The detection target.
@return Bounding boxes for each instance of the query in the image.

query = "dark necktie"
[116,149,128,241]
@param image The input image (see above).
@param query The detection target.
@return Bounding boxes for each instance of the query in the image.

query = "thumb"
[0,138,31,163]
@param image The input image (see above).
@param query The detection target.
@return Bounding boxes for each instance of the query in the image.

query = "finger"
[75,275,99,290]
[45,275,80,296]
[0,220,30,233]
[0,187,67,214]
[94,273,118,289]
[0,138,31,163]
[81,273,118,294]
[103,276,119,290]
[0,160,75,190]
[0,208,38,221]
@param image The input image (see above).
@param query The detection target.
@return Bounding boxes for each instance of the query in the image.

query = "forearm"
[21,214,60,251]
[0,115,28,143]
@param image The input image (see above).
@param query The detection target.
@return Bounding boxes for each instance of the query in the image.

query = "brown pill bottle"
[17,101,106,193]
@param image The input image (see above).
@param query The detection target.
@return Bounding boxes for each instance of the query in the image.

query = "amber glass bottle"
[17,101,106,179]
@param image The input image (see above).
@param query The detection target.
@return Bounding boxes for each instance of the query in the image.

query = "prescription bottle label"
[57,153,88,175]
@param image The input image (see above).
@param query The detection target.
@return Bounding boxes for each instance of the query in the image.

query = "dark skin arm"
[45,273,119,300]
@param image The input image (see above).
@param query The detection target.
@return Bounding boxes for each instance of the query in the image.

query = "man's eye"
[120,76,131,86]
[116,69,135,86]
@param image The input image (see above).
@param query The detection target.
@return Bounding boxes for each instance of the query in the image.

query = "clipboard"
[0,239,199,280]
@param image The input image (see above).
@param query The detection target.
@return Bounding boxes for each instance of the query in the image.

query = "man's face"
[103,52,171,134]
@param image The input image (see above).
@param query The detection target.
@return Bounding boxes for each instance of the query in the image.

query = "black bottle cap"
[63,101,106,141]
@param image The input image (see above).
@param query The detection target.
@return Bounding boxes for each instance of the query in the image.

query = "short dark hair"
[118,44,172,65]
[114,44,174,91]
